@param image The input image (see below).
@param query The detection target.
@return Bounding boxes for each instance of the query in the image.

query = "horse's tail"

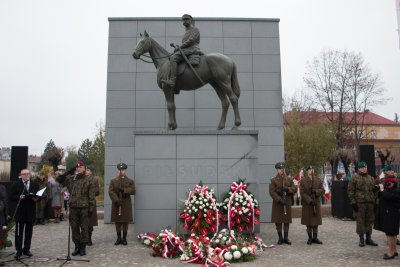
[231,62,240,98]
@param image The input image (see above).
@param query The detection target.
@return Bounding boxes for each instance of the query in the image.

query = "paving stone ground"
[0,216,399,266]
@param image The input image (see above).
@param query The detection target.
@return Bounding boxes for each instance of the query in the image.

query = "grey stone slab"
[174,90,195,109]
[257,164,276,183]
[227,55,252,72]
[134,209,177,233]
[238,90,253,109]
[194,89,221,109]
[254,108,283,127]
[135,108,166,128]
[135,135,176,159]
[108,37,137,55]
[177,159,218,184]
[217,134,258,158]
[258,145,285,165]
[108,54,137,72]
[177,183,219,210]
[172,109,195,129]
[105,146,135,165]
[259,202,272,222]
[253,55,281,73]
[135,184,176,209]
[223,38,252,54]
[106,109,135,128]
[194,109,224,128]
[253,72,282,91]
[252,38,280,55]
[225,108,255,128]
[135,72,159,91]
[103,203,111,222]
[135,159,176,184]
[254,90,283,109]
[106,127,135,147]
[251,21,279,38]
[107,72,135,91]
[218,158,258,183]
[109,21,138,37]
[257,183,273,203]
[166,20,184,36]
[106,90,135,109]
[137,21,166,36]
[136,90,166,109]
[200,37,224,54]
[195,21,223,37]
[258,127,284,146]
[237,73,253,91]
[177,135,217,159]
[223,21,252,37]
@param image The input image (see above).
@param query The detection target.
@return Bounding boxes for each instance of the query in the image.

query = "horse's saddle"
[177,53,203,75]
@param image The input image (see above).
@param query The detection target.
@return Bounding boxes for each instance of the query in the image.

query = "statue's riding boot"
[365,233,378,246]
[312,232,323,244]
[87,233,93,246]
[122,231,128,245]
[283,232,292,245]
[359,234,365,247]
[307,232,313,245]
[114,232,122,245]
[277,231,283,245]
[71,242,80,256]
[162,61,177,88]
[79,243,86,256]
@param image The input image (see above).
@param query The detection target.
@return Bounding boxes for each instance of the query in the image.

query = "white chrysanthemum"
[180,254,189,261]
[230,245,238,251]
[224,252,233,261]
[235,203,239,206]
[224,206,227,210]
[192,216,195,220]
[235,198,239,201]
[238,211,243,215]
[143,239,151,245]
[243,208,249,214]
[204,209,207,213]
[215,239,220,243]
[233,251,241,259]
[222,236,227,241]
[229,192,232,195]
[241,247,249,254]
[195,201,199,204]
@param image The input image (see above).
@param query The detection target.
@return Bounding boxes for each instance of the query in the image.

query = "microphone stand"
[56,173,89,267]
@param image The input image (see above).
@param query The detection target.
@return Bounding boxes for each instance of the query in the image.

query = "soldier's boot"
[359,234,365,247]
[161,61,177,88]
[87,233,93,246]
[277,231,283,245]
[283,232,292,245]
[71,242,80,256]
[79,243,86,256]
[365,233,378,246]
[121,231,128,246]
[114,232,122,245]
[307,232,313,245]
[312,232,323,244]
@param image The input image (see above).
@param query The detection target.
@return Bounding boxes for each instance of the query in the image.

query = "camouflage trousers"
[355,203,375,235]
[70,207,89,243]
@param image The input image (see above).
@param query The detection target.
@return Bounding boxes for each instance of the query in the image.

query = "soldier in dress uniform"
[348,161,379,247]
[300,165,324,245]
[85,165,99,246]
[269,162,296,245]
[56,160,95,256]
[109,163,136,245]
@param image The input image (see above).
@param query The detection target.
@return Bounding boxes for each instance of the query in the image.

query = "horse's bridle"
[134,37,173,63]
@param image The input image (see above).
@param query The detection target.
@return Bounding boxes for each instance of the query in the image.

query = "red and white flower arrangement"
[220,179,260,233]
[180,233,210,264]
[151,229,185,259]
[179,182,220,236]
[137,232,157,247]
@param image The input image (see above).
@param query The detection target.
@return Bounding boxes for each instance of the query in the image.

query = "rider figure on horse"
[161,14,201,90]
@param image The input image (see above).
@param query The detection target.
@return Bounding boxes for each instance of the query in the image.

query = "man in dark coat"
[9,169,39,259]
[348,161,379,247]
[108,163,135,245]
[300,165,324,245]
[269,162,296,245]
[85,165,99,246]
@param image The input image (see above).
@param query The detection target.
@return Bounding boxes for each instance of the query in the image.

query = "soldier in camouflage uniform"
[348,161,379,247]
[109,163,136,246]
[269,162,296,245]
[56,160,95,256]
[85,165,99,246]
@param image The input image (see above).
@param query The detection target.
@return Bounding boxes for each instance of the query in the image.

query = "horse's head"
[132,30,151,59]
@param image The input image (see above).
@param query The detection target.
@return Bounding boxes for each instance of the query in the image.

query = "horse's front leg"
[163,89,177,130]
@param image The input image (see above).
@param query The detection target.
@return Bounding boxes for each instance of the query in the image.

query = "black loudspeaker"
[10,146,28,181]
[358,145,376,177]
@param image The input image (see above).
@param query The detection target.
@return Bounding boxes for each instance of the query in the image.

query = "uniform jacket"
[89,175,100,227]
[56,172,95,212]
[109,175,135,223]
[348,172,378,204]
[269,174,296,223]
[180,26,200,54]
[373,184,400,235]
[9,179,39,222]
[300,174,324,226]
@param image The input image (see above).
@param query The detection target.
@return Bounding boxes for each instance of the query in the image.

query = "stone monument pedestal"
[134,130,259,234]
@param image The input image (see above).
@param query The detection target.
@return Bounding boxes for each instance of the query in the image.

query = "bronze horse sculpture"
[132,31,241,130]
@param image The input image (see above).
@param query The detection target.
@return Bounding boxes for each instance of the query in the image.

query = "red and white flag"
[396,0,400,48]
[323,174,331,200]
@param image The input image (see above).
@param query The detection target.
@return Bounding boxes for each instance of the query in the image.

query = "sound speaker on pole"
[10,146,28,181]
[358,145,376,177]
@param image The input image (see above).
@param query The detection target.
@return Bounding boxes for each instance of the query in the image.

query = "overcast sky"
[1,0,399,156]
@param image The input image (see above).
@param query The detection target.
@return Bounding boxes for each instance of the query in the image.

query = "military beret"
[76,160,85,167]
[117,163,128,170]
[275,162,285,169]
[357,161,367,168]
[383,165,392,171]
[304,165,314,172]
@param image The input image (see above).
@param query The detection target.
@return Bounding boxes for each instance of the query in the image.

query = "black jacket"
[374,187,400,235]
[9,179,39,222]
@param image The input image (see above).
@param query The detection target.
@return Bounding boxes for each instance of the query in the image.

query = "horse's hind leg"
[210,82,229,130]
[217,81,241,129]
[163,88,177,130]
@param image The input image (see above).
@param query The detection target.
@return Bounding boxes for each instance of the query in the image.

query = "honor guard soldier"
[109,163,136,245]
[85,165,100,246]
[269,162,296,245]
[348,161,379,247]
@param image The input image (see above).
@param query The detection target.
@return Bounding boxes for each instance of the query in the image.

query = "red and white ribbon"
[159,229,185,258]
[204,247,230,267]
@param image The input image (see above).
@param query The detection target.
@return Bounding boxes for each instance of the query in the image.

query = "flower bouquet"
[137,232,157,247]
[180,233,210,264]
[179,182,220,236]
[0,218,14,250]
[151,228,185,259]
[220,179,260,233]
